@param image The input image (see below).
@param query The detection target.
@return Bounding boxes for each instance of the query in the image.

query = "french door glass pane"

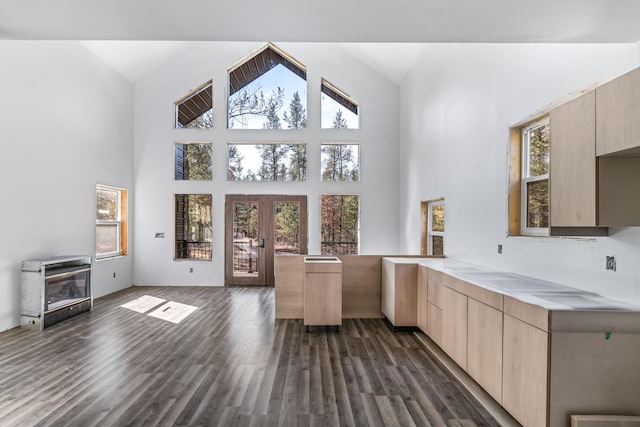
[527,179,549,228]
[274,202,300,255]
[233,202,259,277]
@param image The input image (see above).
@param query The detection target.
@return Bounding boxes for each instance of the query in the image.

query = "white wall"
[399,43,640,305]
[0,41,134,332]
[133,42,400,286]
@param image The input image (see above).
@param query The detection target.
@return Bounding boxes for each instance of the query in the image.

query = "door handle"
[258,238,265,248]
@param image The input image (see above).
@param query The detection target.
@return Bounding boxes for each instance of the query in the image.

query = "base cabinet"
[467,298,503,404]
[381,259,418,327]
[502,314,549,427]
[441,286,468,370]
[303,257,342,327]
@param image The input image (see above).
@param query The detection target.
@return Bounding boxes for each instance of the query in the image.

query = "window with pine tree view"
[175,80,212,129]
[521,118,550,236]
[175,143,212,180]
[227,44,307,130]
[175,194,212,260]
[321,79,359,129]
[321,144,359,181]
[96,184,127,259]
[321,194,359,255]
[227,143,306,181]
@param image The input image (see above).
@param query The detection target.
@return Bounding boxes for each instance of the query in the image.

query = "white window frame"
[520,118,550,237]
[427,200,445,255]
[96,184,126,259]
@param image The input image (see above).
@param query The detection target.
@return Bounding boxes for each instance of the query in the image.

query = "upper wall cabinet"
[596,67,640,156]
[549,91,600,230]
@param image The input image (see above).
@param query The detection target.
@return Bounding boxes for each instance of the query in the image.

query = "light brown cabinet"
[417,266,428,332]
[467,298,503,404]
[441,285,468,370]
[420,264,640,427]
[549,91,600,229]
[502,314,549,427]
[424,267,444,345]
[303,257,342,327]
[381,259,418,327]
[596,67,640,156]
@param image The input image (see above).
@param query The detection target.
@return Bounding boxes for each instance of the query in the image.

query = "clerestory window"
[175,80,212,129]
[227,43,307,130]
[321,79,359,129]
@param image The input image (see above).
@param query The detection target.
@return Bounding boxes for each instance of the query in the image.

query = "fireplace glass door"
[45,267,91,312]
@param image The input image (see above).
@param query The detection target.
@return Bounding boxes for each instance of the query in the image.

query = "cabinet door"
[427,302,442,345]
[427,268,443,307]
[441,286,468,370]
[417,266,428,332]
[503,315,549,427]
[596,67,640,156]
[467,298,503,404]
[549,91,597,227]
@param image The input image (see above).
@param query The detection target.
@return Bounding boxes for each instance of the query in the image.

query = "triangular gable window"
[228,43,307,129]
[321,79,359,129]
[175,80,213,129]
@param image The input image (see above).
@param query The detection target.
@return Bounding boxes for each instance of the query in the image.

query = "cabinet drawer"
[504,295,549,331]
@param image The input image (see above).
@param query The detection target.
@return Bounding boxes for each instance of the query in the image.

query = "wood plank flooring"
[0,286,501,426]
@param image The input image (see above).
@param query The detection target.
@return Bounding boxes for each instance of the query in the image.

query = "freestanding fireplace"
[21,255,92,330]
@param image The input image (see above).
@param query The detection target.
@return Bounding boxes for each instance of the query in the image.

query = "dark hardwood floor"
[0,286,501,426]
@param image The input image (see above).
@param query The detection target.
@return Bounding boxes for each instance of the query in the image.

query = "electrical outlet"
[605,256,616,272]
[113,272,116,278]
[189,268,194,273]
[497,244,503,254]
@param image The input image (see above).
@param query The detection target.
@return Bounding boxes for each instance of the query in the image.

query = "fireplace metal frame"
[21,255,93,330]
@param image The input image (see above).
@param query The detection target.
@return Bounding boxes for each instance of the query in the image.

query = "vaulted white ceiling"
[3,0,640,83]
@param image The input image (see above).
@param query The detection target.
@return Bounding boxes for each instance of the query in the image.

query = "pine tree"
[184,143,212,180]
[263,99,282,129]
[283,91,307,129]
[227,145,244,181]
[333,109,348,129]
[257,144,290,181]
[288,144,307,181]
[322,144,354,181]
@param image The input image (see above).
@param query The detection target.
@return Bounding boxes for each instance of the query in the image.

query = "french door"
[225,195,307,286]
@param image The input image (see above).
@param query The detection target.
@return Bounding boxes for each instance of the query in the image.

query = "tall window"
[423,200,444,255]
[175,194,212,260]
[521,118,550,236]
[96,184,127,259]
[227,43,307,129]
[175,80,213,129]
[321,194,359,255]
[175,142,212,180]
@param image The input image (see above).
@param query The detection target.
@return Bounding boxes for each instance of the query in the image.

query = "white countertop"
[384,257,640,312]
